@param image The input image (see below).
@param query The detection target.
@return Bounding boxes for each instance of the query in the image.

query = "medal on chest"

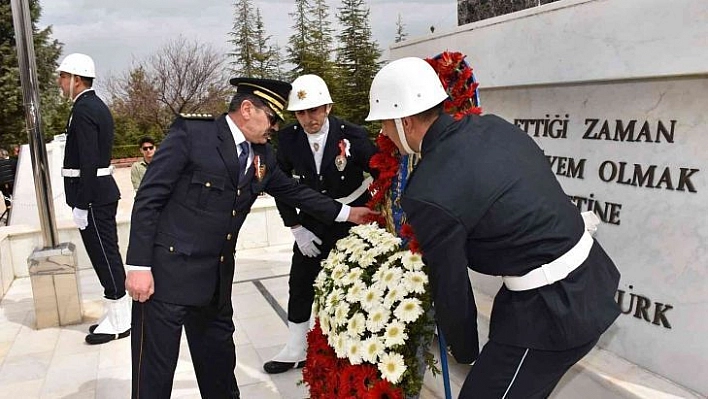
[335,138,351,172]
[254,155,266,182]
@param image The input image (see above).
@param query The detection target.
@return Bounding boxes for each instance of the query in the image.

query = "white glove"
[291,225,322,257]
[73,207,89,230]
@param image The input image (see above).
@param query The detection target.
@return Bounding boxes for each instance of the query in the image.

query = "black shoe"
[263,360,306,374]
[85,329,130,345]
[88,324,98,333]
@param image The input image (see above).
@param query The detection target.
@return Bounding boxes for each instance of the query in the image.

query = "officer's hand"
[126,270,155,302]
[72,207,89,230]
[291,225,322,257]
[347,207,380,225]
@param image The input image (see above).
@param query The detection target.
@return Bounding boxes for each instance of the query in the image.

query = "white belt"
[335,176,373,205]
[61,166,114,178]
[502,230,594,291]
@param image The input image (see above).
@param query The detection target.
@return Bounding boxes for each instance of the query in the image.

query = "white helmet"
[57,53,96,78]
[366,57,447,121]
[287,74,333,111]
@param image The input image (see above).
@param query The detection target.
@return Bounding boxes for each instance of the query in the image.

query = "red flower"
[400,223,421,254]
[425,51,482,119]
[364,379,404,399]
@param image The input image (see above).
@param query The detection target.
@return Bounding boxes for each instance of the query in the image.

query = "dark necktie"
[238,141,249,182]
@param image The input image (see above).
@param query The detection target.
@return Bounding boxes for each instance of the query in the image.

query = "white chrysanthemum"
[378,352,407,384]
[402,251,425,271]
[333,302,350,327]
[380,267,404,289]
[358,251,378,268]
[377,237,402,254]
[359,225,386,244]
[326,288,344,310]
[314,269,328,290]
[341,267,363,286]
[335,236,355,252]
[383,285,408,308]
[349,242,369,258]
[365,306,391,333]
[332,250,346,263]
[383,321,408,347]
[345,280,367,303]
[343,237,367,254]
[371,265,387,284]
[353,223,380,240]
[320,314,332,336]
[394,298,424,323]
[361,336,386,363]
[346,337,364,365]
[330,264,349,285]
[404,270,428,294]
[347,312,367,337]
[332,333,347,358]
[360,285,385,311]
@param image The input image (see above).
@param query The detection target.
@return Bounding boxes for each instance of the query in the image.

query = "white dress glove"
[73,207,89,230]
[291,225,322,257]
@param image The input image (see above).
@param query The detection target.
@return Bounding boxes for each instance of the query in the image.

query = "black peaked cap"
[230,77,292,121]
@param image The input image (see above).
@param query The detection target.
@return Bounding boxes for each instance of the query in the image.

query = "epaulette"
[180,113,214,120]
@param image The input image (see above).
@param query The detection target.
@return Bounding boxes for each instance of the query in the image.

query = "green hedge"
[113,145,142,159]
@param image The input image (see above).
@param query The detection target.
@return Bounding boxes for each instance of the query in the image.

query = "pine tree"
[395,13,408,43]
[335,0,382,127]
[0,0,66,150]
[270,42,285,80]
[286,0,335,81]
[286,0,312,78]
[252,8,279,79]
[228,0,257,77]
[308,0,335,79]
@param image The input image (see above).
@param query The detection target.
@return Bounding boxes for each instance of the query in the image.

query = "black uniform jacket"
[126,114,342,306]
[275,115,376,237]
[63,90,120,209]
[403,114,621,363]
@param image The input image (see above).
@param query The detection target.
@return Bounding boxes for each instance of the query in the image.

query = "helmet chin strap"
[68,74,75,102]
[394,118,418,155]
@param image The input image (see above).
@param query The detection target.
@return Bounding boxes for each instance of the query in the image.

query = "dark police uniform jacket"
[63,90,120,209]
[275,115,376,238]
[126,114,342,306]
[402,114,621,363]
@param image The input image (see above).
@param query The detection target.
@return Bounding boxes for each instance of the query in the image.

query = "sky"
[38,0,457,88]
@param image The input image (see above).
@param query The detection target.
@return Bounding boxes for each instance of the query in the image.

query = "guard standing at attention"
[57,53,130,345]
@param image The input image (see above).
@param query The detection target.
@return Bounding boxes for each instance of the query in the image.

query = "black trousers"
[458,337,598,399]
[79,202,125,299]
[131,297,239,399]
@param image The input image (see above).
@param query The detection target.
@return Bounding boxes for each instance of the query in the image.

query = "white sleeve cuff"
[335,204,351,222]
[127,265,152,271]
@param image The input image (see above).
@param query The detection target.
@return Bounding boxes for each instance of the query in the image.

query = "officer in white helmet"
[366,57,621,398]
[57,53,130,345]
[263,74,377,374]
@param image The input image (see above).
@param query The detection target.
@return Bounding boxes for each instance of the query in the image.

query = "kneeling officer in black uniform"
[366,57,621,399]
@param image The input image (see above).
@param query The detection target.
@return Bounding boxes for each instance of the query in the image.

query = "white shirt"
[226,114,252,175]
[306,118,329,174]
